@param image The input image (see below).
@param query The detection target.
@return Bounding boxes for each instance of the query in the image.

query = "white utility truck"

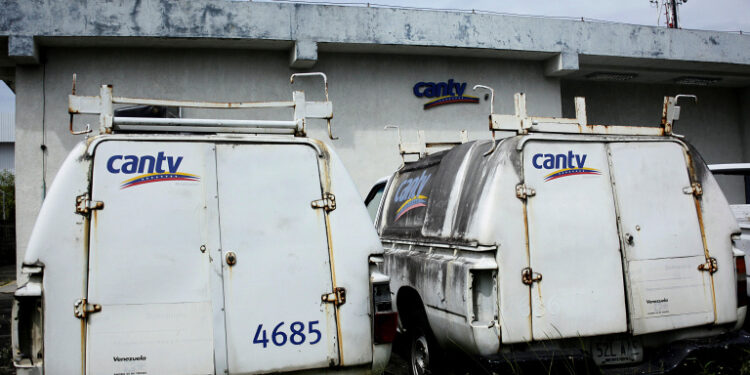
[366,90,750,374]
[13,73,397,375]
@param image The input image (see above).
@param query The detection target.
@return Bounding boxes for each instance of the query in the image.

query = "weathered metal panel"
[18,143,89,374]
[685,146,739,326]
[379,140,498,245]
[86,141,216,374]
[383,241,500,356]
[609,142,714,335]
[523,141,627,339]
[0,113,13,142]
[322,144,382,366]
[469,138,535,344]
[216,144,339,373]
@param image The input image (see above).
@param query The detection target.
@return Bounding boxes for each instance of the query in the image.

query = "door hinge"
[75,193,104,215]
[321,287,346,306]
[74,298,101,319]
[698,257,718,274]
[516,184,536,200]
[683,183,703,197]
[521,267,543,285]
[311,193,336,212]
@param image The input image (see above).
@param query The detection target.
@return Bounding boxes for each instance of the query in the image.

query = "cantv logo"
[393,171,431,222]
[413,79,479,110]
[107,152,200,189]
[532,151,602,182]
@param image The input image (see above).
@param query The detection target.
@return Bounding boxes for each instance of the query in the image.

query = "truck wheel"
[409,325,440,375]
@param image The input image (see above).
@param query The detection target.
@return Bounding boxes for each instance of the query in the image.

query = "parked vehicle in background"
[367,91,750,374]
[12,73,397,375]
[709,163,750,324]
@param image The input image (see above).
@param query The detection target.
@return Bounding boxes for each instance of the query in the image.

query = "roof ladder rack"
[472,85,696,155]
[385,125,468,164]
[68,72,335,138]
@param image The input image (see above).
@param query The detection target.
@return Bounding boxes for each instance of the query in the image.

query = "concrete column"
[14,65,45,280]
[545,52,579,77]
[8,35,39,65]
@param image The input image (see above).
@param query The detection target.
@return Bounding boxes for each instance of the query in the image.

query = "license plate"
[591,338,643,366]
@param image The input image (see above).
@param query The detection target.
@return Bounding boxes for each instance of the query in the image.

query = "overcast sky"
[2,0,748,114]
[288,0,750,32]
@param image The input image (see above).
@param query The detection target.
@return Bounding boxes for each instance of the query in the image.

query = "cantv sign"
[413,79,480,110]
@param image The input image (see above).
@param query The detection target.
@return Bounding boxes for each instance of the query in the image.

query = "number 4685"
[253,321,322,348]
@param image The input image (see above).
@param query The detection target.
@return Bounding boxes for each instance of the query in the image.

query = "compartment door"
[216,144,340,374]
[86,141,217,375]
[609,142,715,335]
[523,142,627,340]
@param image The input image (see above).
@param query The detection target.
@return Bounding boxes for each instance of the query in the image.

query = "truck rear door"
[521,140,715,340]
[215,143,340,373]
[522,141,628,340]
[609,142,715,334]
[86,141,217,375]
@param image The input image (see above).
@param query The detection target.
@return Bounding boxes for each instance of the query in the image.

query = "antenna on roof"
[650,0,687,28]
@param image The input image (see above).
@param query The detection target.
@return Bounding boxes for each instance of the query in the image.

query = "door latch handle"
[625,233,634,246]
[521,267,542,285]
[225,251,237,266]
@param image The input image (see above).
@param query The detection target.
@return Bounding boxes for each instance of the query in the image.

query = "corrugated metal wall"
[0,112,14,172]
[0,144,13,172]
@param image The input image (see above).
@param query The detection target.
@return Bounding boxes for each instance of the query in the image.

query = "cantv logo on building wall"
[413,79,480,110]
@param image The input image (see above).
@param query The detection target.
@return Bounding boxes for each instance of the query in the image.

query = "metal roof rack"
[472,85,696,155]
[67,72,336,138]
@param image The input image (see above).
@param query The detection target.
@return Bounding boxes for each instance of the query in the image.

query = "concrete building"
[0,112,13,173]
[1,0,749,269]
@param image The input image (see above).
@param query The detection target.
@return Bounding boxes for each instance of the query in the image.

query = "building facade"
[1,0,749,271]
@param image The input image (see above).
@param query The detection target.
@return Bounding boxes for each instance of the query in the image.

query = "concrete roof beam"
[545,52,579,77]
[8,35,39,65]
[290,40,318,69]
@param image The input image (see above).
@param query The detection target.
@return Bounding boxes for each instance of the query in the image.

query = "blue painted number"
[252,320,323,348]
[308,320,321,345]
[253,324,269,348]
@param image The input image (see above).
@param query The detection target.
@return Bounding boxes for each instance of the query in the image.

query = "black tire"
[408,318,443,375]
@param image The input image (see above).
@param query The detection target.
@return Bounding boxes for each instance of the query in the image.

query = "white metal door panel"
[216,144,338,374]
[609,142,714,334]
[87,303,214,375]
[87,141,216,374]
[524,142,627,340]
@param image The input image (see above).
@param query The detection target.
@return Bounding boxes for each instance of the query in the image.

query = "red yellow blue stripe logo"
[394,195,428,222]
[544,167,601,182]
[120,172,200,189]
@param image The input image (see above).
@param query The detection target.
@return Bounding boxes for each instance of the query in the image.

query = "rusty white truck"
[13,73,398,375]
[367,90,750,374]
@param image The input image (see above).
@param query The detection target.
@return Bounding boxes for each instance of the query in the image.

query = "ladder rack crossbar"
[113,117,300,128]
[112,97,294,109]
